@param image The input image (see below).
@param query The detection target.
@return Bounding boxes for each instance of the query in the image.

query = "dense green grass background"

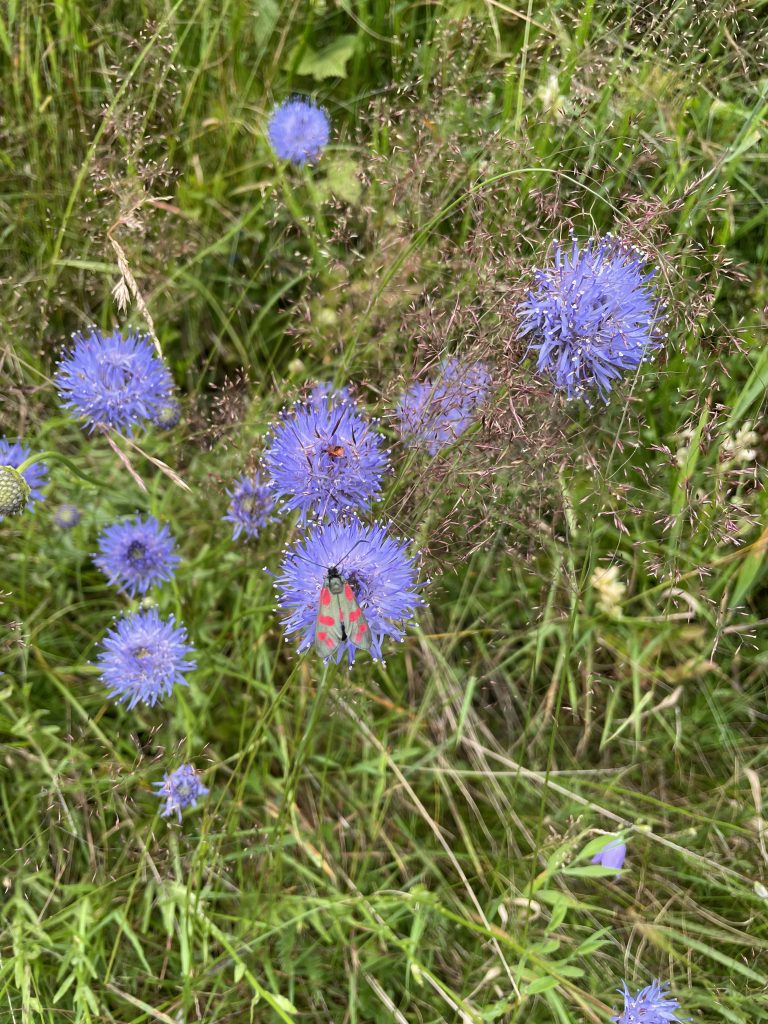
[2,1,768,1021]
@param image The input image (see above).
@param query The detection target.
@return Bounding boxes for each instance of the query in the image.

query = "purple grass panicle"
[263,394,389,521]
[274,517,424,663]
[267,99,330,165]
[55,329,176,435]
[95,515,179,596]
[96,609,196,709]
[224,473,275,540]
[396,358,490,455]
[612,979,688,1024]
[517,235,664,401]
[154,763,209,822]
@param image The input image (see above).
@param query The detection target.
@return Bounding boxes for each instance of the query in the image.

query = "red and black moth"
[314,566,372,657]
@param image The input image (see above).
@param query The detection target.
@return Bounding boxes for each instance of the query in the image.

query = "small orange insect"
[325,445,345,458]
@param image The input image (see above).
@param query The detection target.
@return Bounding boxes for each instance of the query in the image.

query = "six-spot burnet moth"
[314,564,371,657]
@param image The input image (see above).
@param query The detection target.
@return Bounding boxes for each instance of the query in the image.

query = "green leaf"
[294,35,358,80]
[321,157,362,204]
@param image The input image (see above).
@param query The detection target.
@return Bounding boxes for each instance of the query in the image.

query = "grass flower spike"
[263,394,389,521]
[95,515,179,596]
[267,98,330,164]
[518,235,663,401]
[55,329,176,435]
[154,764,209,822]
[97,609,196,709]
[275,518,424,663]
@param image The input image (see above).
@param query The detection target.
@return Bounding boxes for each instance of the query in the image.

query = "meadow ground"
[1,1,768,1021]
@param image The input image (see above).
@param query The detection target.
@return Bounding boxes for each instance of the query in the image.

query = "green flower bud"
[0,465,31,518]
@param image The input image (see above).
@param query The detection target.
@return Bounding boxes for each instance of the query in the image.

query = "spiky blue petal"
[612,979,688,1024]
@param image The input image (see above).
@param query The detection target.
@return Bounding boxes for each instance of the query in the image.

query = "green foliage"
[2,1,768,1022]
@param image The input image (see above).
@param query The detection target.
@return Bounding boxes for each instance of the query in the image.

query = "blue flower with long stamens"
[55,329,176,435]
[612,979,687,1023]
[517,235,664,401]
[95,515,179,596]
[224,473,275,540]
[54,503,81,529]
[154,763,209,822]
[263,395,389,521]
[274,517,424,663]
[268,98,330,165]
[396,359,490,455]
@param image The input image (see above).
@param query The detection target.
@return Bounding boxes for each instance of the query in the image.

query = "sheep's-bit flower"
[224,473,275,540]
[54,503,81,529]
[612,979,687,1024]
[153,763,209,822]
[152,399,181,430]
[0,439,48,516]
[95,515,179,596]
[263,395,389,521]
[722,421,759,465]
[96,608,196,709]
[55,329,176,435]
[591,565,626,619]
[591,837,627,874]
[274,517,425,663]
[518,235,664,401]
[396,359,490,455]
[0,466,31,519]
[267,98,330,164]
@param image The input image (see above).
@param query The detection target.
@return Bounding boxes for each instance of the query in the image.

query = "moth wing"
[338,580,372,651]
[314,579,344,657]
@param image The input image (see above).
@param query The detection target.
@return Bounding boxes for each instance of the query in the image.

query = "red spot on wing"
[343,584,354,601]
[316,631,335,649]
[348,608,362,622]
[355,624,368,640]
[318,614,335,626]
[320,588,332,606]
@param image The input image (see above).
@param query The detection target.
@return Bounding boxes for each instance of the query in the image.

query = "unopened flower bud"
[0,466,31,518]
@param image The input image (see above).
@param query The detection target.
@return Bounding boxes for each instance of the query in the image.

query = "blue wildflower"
[396,359,490,455]
[263,395,389,521]
[152,398,181,430]
[96,608,196,709]
[224,473,275,540]
[0,438,48,515]
[95,514,179,596]
[54,503,81,529]
[267,98,330,165]
[55,329,176,435]
[153,763,209,822]
[591,837,627,874]
[612,979,687,1024]
[517,235,663,401]
[274,517,424,663]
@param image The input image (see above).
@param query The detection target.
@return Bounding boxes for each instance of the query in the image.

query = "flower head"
[96,608,196,709]
[0,439,48,515]
[267,98,330,164]
[274,517,424,663]
[0,467,30,519]
[224,473,275,540]
[591,837,627,874]
[55,329,176,435]
[263,396,389,521]
[396,359,490,455]
[612,979,687,1024]
[153,763,209,822]
[517,235,663,401]
[591,565,627,619]
[54,503,81,529]
[95,515,179,596]
[152,398,181,430]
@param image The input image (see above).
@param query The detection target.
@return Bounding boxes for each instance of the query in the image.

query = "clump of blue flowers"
[263,394,389,521]
[154,763,209,822]
[224,473,275,540]
[267,98,330,164]
[97,608,196,709]
[95,515,179,596]
[517,235,663,401]
[591,836,627,875]
[54,503,81,529]
[612,979,687,1024]
[274,517,424,663]
[55,329,176,435]
[0,439,48,516]
[396,359,490,455]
